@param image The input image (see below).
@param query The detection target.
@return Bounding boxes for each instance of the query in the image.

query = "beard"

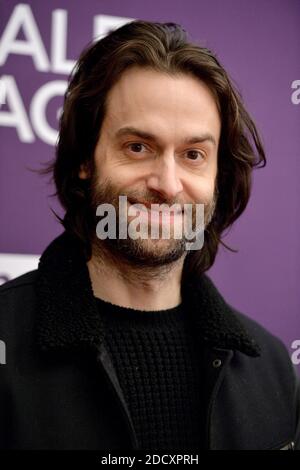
[89,174,217,269]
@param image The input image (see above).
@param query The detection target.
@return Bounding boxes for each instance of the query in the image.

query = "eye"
[185,150,205,162]
[127,142,147,153]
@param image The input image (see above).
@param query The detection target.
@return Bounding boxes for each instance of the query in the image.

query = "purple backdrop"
[0,0,299,371]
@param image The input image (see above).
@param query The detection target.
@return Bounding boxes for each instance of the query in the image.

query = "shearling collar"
[35,231,261,357]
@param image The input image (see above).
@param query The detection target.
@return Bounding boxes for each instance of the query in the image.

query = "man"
[0,20,299,450]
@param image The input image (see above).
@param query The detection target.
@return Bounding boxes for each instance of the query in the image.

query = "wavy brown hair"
[45,20,266,280]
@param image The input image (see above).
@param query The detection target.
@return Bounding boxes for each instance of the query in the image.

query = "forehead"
[103,67,221,141]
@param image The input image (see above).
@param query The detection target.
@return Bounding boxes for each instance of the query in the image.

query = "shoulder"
[0,270,38,295]
[0,271,39,361]
[200,274,294,371]
[0,270,38,319]
[203,274,290,355]
[233,307,291,360]
[229,306,297,395]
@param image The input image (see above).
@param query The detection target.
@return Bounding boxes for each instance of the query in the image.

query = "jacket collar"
[35,231,261,357]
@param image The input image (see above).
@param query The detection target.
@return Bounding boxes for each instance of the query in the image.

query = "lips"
[128,199,183,214]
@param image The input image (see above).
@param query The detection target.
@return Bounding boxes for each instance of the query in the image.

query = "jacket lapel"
[36,231,105,352]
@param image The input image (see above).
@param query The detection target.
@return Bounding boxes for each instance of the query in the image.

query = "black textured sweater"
[95,296,204,451]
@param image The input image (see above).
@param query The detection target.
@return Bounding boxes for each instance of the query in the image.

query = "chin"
[112,237,186,267]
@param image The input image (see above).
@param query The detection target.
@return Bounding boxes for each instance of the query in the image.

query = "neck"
[87,243,185,311]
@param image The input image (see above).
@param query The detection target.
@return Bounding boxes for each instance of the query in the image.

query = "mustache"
[127,197,185,212]
[91,183,186,210]
[120,189,185,208]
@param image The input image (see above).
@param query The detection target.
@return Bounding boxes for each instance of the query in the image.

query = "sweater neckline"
[94,295,186,327]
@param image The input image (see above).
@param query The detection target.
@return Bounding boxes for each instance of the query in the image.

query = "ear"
[78,163,90,180]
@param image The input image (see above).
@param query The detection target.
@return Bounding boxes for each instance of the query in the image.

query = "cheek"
[188,177,216,205]
[95,147,133,179]
[93,160,136,193]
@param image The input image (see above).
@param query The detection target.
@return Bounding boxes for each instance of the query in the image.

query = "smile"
[128,199,183,215]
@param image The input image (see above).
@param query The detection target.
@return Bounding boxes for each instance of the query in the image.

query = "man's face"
[81,67,221,267]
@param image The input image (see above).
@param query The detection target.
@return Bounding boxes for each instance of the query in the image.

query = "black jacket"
[0,231,299,450]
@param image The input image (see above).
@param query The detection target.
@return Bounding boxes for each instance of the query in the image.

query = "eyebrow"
[115,126,217,147]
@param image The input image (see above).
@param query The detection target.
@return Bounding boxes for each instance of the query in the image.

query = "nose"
[146,155,183,200]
